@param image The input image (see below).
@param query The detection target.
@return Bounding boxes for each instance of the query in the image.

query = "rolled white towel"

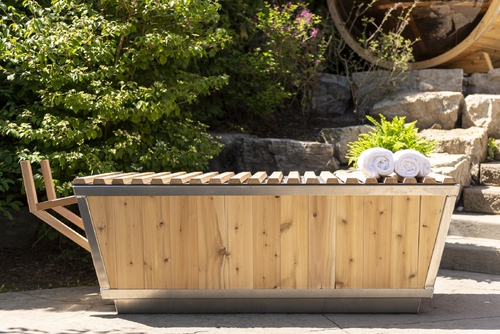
[393,149,431,178]
[357,147,395,178]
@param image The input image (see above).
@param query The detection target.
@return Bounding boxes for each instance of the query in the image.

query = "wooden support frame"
[20,160,90,251]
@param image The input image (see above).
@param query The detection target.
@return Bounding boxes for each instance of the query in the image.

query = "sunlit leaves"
[0,0,227,201]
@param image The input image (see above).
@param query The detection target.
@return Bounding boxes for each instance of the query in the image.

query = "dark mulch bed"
[0,241,98,293]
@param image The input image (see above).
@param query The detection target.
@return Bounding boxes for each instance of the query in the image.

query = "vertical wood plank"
[418,195,446,288]
[87,196,117,288]
[113,196,145,289]
[197,196,228,289]
[142,196,171,289]
[335,196,364,289]
[252,196,281,289]
[363,196,392,289]
[170,196,199,289]
[227,196,253,289]
[309,196,336,289]
[280,196,308,289]
[159,196,173,288]
[390,195,420,288]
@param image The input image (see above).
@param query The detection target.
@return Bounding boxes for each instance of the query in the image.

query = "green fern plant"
[346,115,437,167]
[487,138,499,161]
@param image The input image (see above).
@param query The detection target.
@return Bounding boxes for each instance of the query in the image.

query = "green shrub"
[0,0,227,196]
[193,1,330,128]
[346,115,437,167]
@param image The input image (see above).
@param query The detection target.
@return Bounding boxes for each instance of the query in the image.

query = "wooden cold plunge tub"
[69,170,459,313]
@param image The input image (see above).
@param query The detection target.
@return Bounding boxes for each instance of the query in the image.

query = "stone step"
[462,186,500,214]
[480,161,500,186]
[449,213,500,240]
[441,235,500,275]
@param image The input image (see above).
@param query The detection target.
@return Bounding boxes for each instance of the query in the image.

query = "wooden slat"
[113,196,145,289]
[93,172,137,185]
[170,172,203,184]
[417,176,437,184]
[309,196,336,289]
[73,172,122,185]
[227,196,253,288]
[169,196,199,288]
[335,196,364,289]
[319,171,339,184]
[267,171,284,184]
[209,172,235,184]
[396,175,417,184]
[304,171,319,184]
[390,196,420,288]
[151,172,186,185]
[189,172,219,184]
[112,172,154,185]
[36,196,78,211]
[429,173,456,184]
[417,196,446,288]
[351,170,378,184]
[87,196,117,286]
[286,171,301,184]
[248,171,268,184]
[252,196,281,288]
[280,196,308,289]
[228,171,251,184]
[131,172,171,185]
[334,170,359,184]
[363,196,392,288]
[197,196,228,289]
[382,176,398,184]
[142,196,170,288]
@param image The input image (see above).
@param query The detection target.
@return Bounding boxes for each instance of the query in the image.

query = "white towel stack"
[357,147,395,179]
[393,149,431,178]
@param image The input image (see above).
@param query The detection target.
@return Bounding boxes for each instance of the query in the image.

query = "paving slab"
[1,269,499,333]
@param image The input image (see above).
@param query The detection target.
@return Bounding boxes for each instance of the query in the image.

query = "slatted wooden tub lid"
[73,170,456,185]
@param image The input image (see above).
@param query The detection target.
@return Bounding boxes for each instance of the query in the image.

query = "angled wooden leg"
[20,160,90,251]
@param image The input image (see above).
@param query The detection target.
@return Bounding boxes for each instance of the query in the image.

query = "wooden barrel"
[327,0,500,73]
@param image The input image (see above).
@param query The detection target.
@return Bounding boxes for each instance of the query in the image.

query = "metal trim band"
[74,184,460,197]
[101,288,433,300]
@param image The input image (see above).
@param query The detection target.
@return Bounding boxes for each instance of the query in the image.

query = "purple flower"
[296,8,312,23]
[310,28,319,37]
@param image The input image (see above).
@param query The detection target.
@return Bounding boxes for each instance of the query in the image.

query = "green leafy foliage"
[346,115,437,167]
[193,1,330,128]
[0,0,227,196]
[487,138,500,161]
[0,162,23,220]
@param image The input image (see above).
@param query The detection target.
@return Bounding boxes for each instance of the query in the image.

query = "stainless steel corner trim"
[425,194,458,288]
[77,196,110,289]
